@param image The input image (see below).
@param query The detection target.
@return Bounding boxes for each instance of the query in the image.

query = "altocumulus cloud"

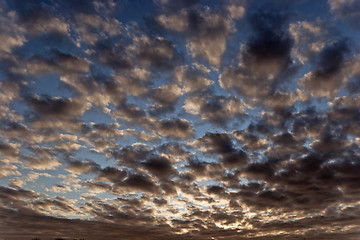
[1,0,360,240]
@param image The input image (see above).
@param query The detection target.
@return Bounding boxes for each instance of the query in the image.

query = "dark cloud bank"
[1,0,360,239]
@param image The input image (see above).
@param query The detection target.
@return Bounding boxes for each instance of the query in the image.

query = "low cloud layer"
[0,0,360,239]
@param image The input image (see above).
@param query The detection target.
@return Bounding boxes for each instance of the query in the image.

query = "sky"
[0,0,360,239]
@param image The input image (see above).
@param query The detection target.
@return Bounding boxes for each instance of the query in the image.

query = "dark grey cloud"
[207,185,226,196]
[96,166,127,184]
[120,173,159,193]
[244,11,292,73]
[0,141,20,159]
[300,39,351,98]
[220,149,248,168]
[155,118,194,139]
[220,8,297,103]
[26,94,89,119]
[66,160,101,174]
[192,132,248,169]
[111,145,152,166]
[193,132,235,154]
[0,204,179,240]
[141,155,174,179]
[153,197,168,206]
[7,0,71,47]
[0,186,37,201]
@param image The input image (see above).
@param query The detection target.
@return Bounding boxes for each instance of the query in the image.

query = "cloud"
[141,155,175,179]
[299,40,353,98]
[149,83,182,115]
[183,94,248,125]
[19,8,69,37]
[26,49,90,75]
[328,0,360,28]
[111,145,152,166]
[134,35,183,71]
[232,130,268,151]
[8,178,25,188]
[48,184,72,193]
[156,9,189,32]
[155,118,194,139]
[192,132,235,154]
[0,0,360,239]
[0,204,179,240]
[32,197,77,216]
[220,149,248,168]
[153,197,168,206]
[0,161,20,178]
[0,6,26,57]
[220,9,296,104]
[114,74,149,97]
[23,146,61,170]
[0,186,37,201]
[26,94,91,119]
[120,173,159,193]
[66,160,101,175]
[289,19,327,64]
[89,39,133,71]
[75,13,122,45]
[0,122,36,143]
[175,65,213,93]
[155,6,235,68]
[96,166,127,183]
[0,141,20,160]
[226,2,246,20]
[186,8,234,67]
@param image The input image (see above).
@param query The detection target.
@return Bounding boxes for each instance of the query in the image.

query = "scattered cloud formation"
[0,0,360,239]
[328,0,360,27]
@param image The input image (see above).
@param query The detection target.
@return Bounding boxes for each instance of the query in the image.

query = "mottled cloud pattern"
[1,0,360,239]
